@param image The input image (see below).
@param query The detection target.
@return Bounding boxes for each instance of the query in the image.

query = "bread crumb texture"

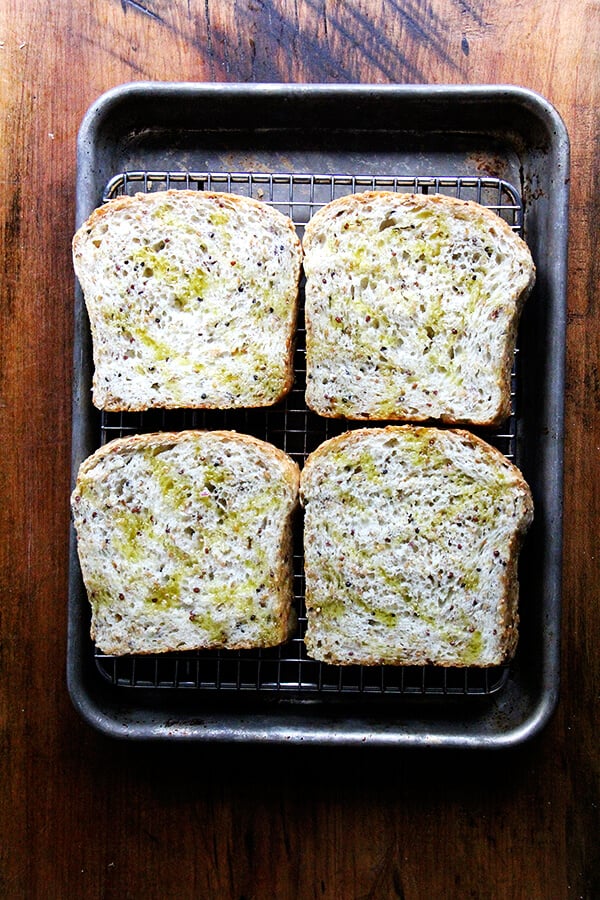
[303,192,535,425]
[300,426,533,666]
[71,431,300,654]
[72,191,302,411]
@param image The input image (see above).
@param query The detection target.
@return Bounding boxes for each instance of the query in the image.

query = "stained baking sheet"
[68,83,568,746]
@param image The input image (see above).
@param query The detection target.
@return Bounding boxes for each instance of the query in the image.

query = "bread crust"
[77,428,300,488]
[300,425,533,667]
[72,430,300,654]
[303,191,535,426]
[73,190,302,412]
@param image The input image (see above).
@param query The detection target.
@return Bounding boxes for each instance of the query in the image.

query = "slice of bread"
[73,190,302,411]
[300,426,533,666]
[303,191,535,425]
[71,430,300,654]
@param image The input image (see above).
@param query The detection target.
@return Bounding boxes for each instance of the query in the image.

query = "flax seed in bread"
[299,425,533,667]
[71,430,300,654]
[73,190,302,411]
[303,191,535,425]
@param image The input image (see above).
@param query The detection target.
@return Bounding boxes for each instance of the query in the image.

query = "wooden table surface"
[1,1,598,896]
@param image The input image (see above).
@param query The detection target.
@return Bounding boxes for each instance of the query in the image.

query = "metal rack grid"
[93,170,523,699]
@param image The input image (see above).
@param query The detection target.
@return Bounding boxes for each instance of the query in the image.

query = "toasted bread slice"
[71,430,300,654]
[300,426,533,666]
[73,190,302,411]
[303,191,535,425]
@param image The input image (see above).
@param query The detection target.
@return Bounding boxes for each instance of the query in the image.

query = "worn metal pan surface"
[68,83,568,747]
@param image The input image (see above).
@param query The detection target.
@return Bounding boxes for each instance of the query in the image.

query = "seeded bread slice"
[73,190,302,411]
[71,430,300,654]
[300,426,533,666]
[303,191,535,425]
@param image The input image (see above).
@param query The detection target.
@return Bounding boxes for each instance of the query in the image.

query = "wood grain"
[1,0,599,897]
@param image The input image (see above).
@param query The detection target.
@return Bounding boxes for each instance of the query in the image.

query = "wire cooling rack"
[93,171,523,699]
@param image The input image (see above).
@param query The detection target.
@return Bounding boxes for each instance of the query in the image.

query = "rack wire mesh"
[93,170,524,699]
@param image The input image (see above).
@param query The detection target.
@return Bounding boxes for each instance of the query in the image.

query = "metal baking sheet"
[68,83,568,747]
